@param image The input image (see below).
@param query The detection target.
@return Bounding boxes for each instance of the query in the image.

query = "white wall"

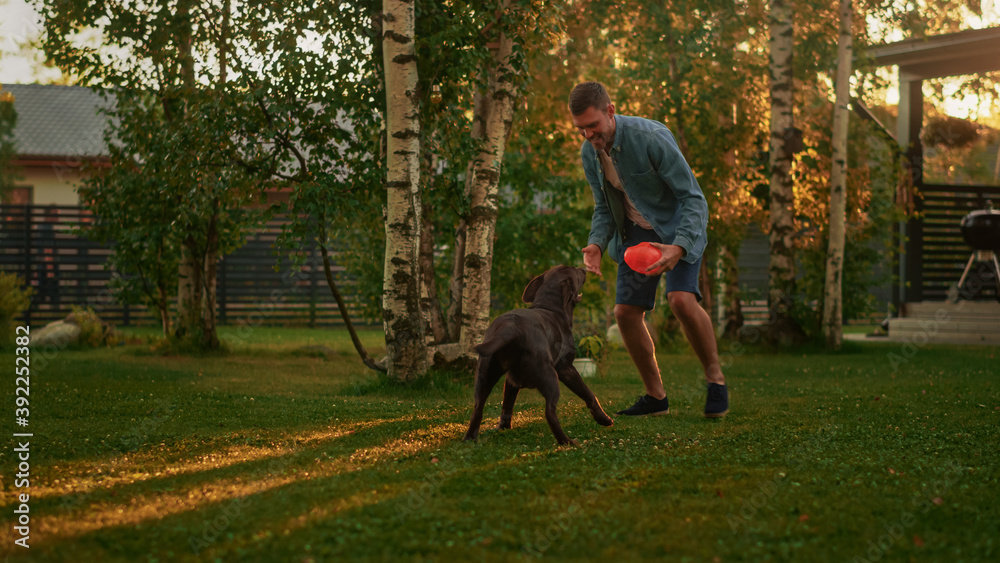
[16,164,82,205]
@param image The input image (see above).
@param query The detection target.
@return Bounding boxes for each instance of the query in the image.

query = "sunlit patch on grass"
[21,412,461,505]
[16,473,302,546]
[349,423,466,464]
[18,426,364,504]
[5,419,470,547]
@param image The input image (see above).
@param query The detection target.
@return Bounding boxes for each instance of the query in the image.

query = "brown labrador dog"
[463,265,613,445]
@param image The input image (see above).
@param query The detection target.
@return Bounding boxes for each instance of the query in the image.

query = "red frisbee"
[624,242,662,273]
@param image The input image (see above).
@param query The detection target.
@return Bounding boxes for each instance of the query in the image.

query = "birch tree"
[822,0,853,350]
[458,11,519,352]
[766,0,807,346]
[382,0,428,378]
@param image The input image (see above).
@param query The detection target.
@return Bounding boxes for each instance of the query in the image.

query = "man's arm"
[582,144,616,255]
[647,128,709,259]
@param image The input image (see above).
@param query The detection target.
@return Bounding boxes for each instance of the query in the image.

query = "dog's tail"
[474,323,519,357]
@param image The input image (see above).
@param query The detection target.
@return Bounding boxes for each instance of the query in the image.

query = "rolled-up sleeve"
[583,144,615,254]
[647,129,708,261]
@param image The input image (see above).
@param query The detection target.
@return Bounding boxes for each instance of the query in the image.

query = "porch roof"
[866,26,1000,80]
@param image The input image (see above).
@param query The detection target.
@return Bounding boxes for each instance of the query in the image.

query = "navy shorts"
[616,222,703,311]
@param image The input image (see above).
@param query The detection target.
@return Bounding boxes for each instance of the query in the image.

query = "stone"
[29,320,81,348]
[606,324,623,345]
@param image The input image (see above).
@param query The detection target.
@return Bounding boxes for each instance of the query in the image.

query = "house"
[2,83,112,205]
[0,83,363,329]
[867,27,1000,344]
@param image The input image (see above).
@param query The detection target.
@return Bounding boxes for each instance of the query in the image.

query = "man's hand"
[582,244,603,277]
[645,244,685,275]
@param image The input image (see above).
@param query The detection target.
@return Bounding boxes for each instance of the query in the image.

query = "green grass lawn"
[1,328,997,562]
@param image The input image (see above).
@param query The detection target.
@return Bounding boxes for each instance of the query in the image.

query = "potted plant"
[573,335,605,378]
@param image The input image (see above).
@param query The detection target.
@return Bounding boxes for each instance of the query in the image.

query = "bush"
[69,305,122,348]
[575,334,606,361]
[0,272,33,349]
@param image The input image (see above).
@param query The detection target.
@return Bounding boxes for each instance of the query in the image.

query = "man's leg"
[614,303,667,400]
[667,291,725,384]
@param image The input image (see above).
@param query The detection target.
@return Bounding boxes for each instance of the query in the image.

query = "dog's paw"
[557,438,579,447]
[495,421,512,430]
[593,411,614,427]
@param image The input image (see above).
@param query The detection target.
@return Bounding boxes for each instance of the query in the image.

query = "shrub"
[0,272,33,348]
[69,305,122,348]
[575,334,606,361]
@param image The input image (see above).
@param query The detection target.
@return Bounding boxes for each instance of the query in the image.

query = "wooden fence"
[905,183,1000,302]
[0,205,375,328]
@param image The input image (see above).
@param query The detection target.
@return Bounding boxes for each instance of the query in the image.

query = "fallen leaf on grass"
[932,497,943,505]
[913,535,925,547]
[798,514,810,522]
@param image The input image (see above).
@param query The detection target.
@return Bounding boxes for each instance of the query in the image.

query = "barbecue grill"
[947,201,1000,302]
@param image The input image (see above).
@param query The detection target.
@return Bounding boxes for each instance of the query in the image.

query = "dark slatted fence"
[906,184,1000,302]
[0,205,376,328]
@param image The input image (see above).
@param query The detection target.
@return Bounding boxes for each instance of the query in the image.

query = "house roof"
[1,83,113,160]
[866,26,1000,80]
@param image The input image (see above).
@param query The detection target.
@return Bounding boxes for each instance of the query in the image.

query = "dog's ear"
[521,273,545,303]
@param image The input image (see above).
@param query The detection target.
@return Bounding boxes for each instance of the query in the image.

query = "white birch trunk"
[823,0,853,350]
[382,0,427,379]
[459,24,517,352]
[766,0,805,345]
[446,83,487,342]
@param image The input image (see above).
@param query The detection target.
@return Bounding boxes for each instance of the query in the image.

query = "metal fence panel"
[0,204,376,328]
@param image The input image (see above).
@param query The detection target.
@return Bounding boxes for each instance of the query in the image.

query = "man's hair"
[568,82,611,116]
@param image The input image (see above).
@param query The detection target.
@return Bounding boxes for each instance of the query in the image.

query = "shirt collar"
[610,115,623,153]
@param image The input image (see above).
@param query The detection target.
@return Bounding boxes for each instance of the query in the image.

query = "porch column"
[897,72,924,307]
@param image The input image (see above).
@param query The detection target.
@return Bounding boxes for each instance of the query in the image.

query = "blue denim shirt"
[582,115,709,265]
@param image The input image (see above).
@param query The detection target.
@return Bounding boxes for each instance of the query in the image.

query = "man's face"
[571,104,616,153]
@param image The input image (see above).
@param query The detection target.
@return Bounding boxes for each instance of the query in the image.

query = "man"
[570,81,728,418]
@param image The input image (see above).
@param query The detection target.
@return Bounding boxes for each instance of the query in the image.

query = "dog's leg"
[538,375,575,446]
[497,380,520,430]
[558,365,614,427]
[463,355,505,442]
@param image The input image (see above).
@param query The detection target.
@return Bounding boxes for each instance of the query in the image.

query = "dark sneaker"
[705,383,729,418]
[616,394,670,416]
